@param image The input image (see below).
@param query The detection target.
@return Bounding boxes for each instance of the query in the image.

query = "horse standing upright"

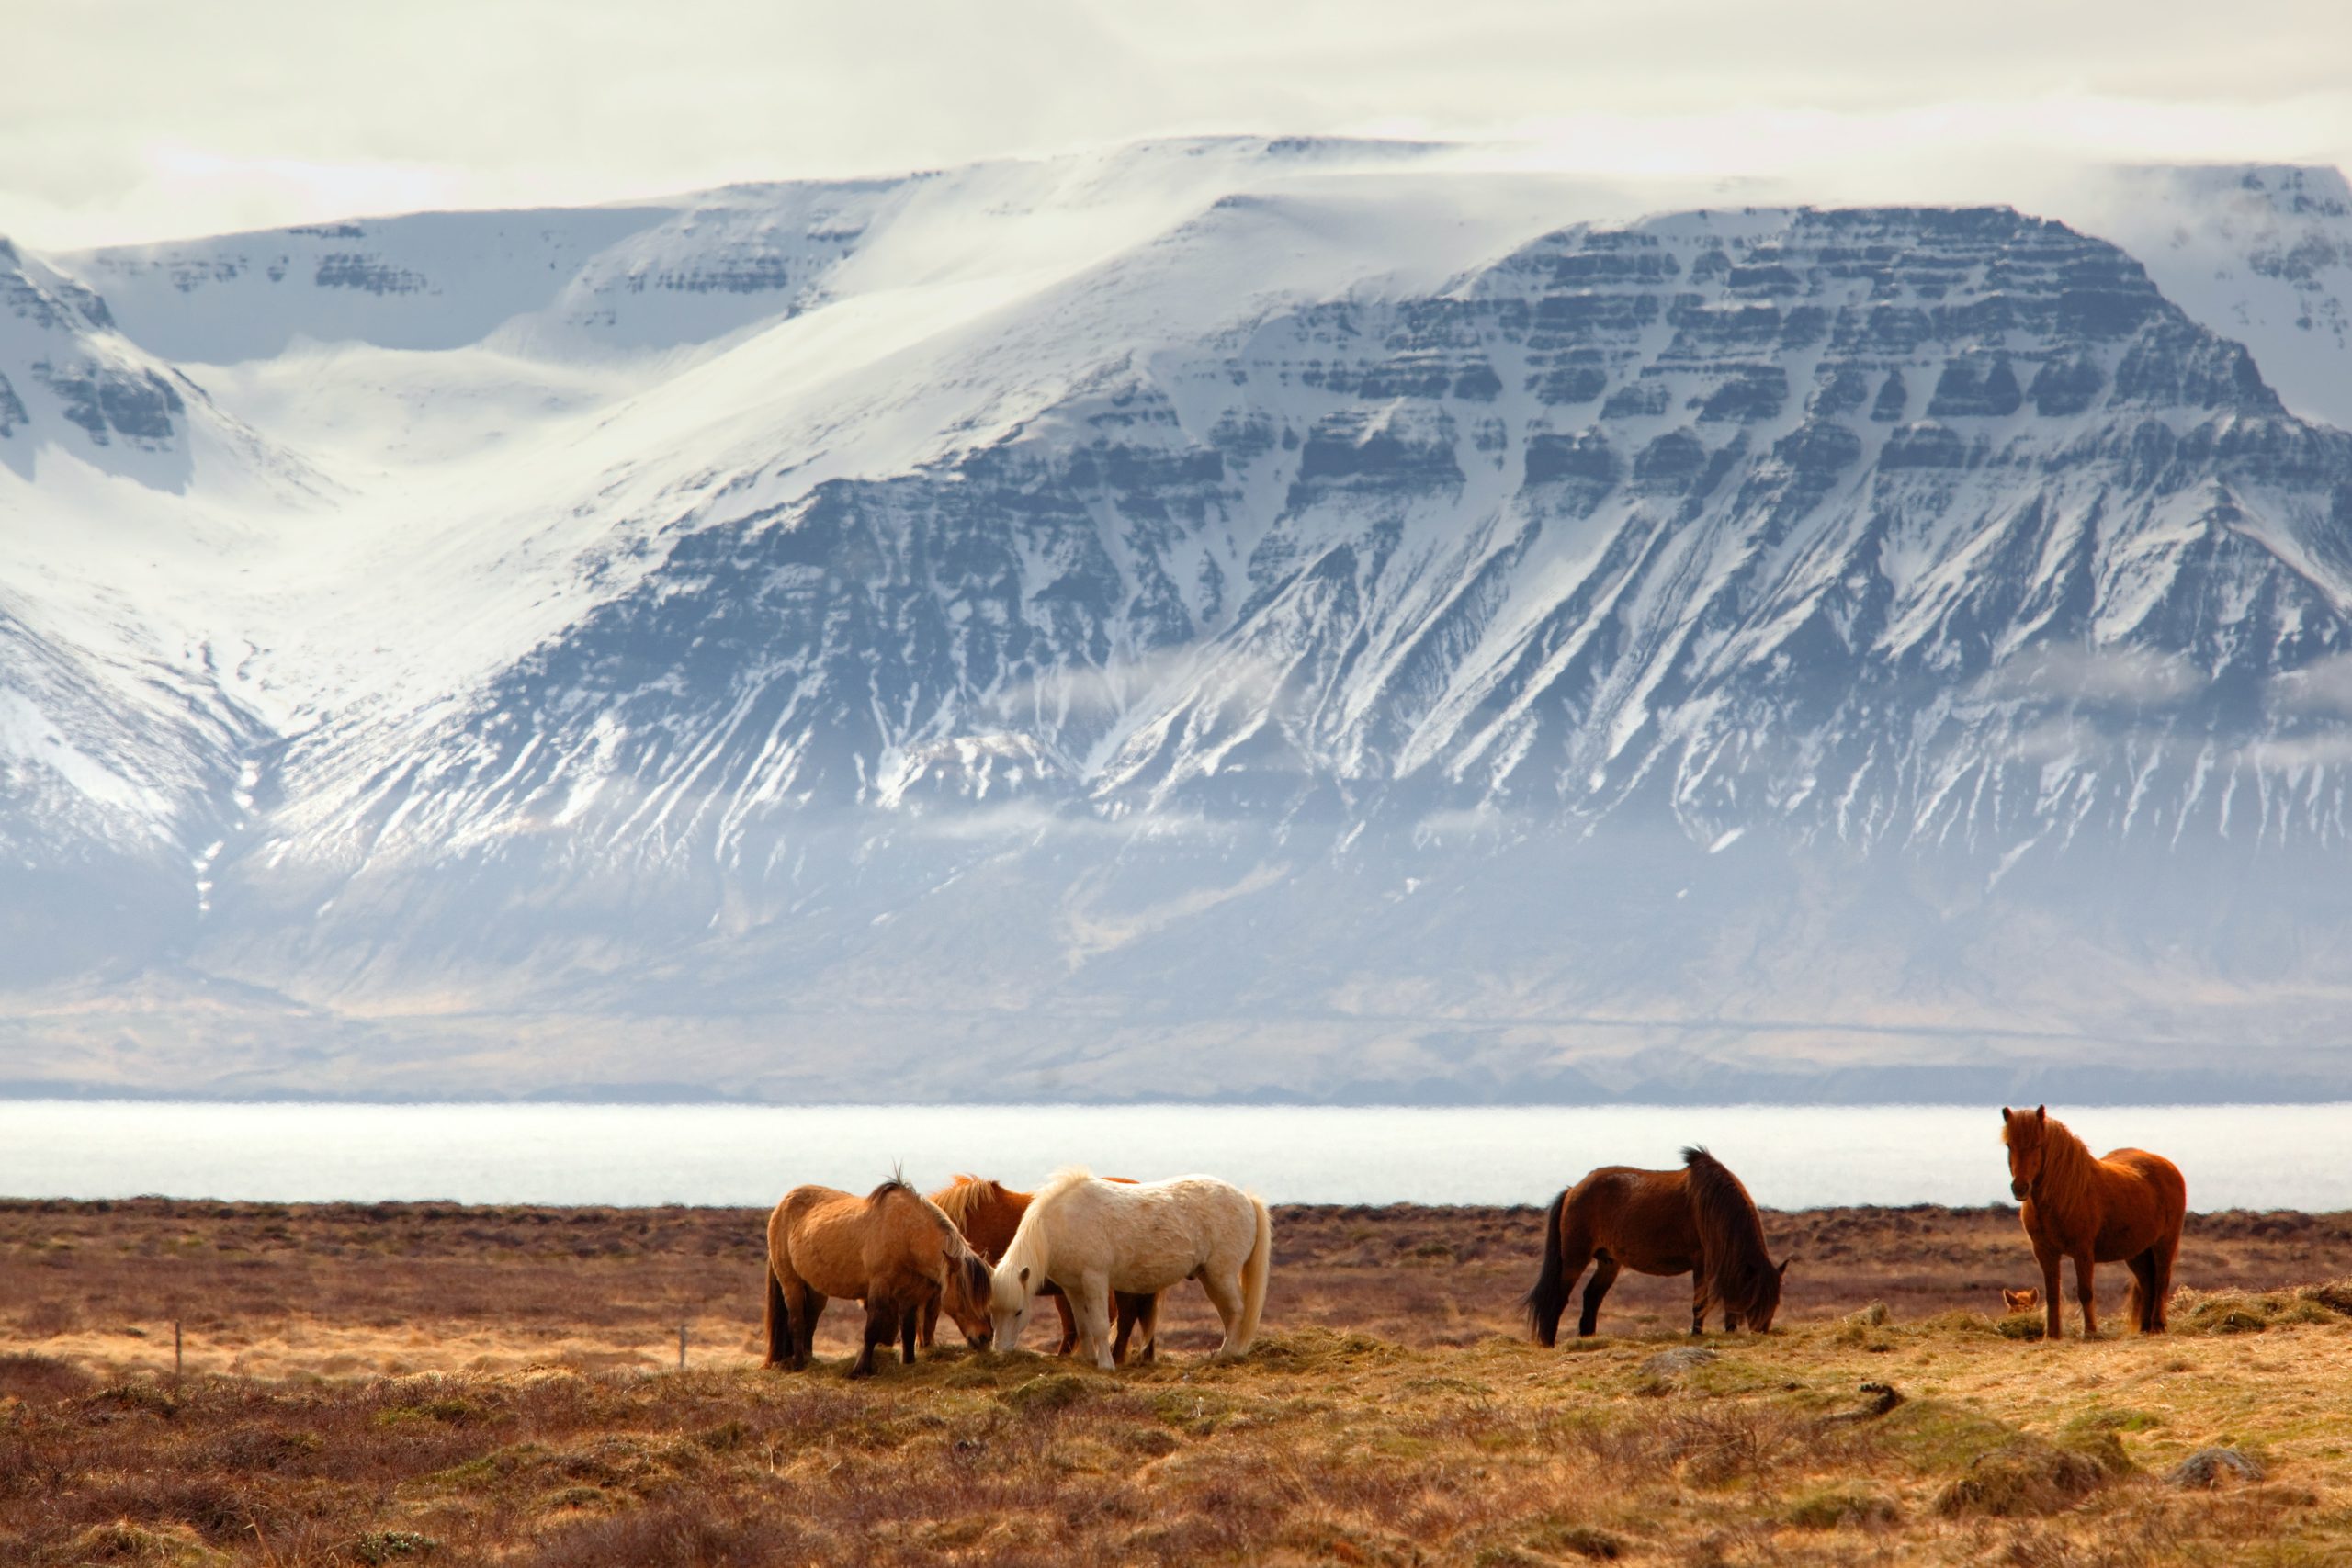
[990,1168,1272,1369]
[763,1178,995,1377]
[1999,1105,2186,1339]
[927,1175,1159,1363]
[1523,1147,1791,1344]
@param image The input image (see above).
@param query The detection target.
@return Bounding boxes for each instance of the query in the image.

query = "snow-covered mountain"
[7,141,2352,1104]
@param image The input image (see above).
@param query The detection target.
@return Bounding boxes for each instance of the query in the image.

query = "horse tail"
[1236,1196,1273,1349]
[1521,1188,1571,1344]
[763,1265,791,1366]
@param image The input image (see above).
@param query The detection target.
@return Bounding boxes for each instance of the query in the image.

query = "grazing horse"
[926,1175,1159,1363]
[2000,1105,2186,1339]
[1523,1147,1792,1345]
[991,1168,1272,1369]
[763,1178,994,1377]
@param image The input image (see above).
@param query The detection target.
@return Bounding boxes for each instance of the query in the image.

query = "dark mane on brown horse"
[1523,1146,1789,1344]
[1680,1146,1781,1327]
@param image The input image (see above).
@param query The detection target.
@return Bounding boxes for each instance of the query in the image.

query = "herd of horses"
[761,1105,2189,1376]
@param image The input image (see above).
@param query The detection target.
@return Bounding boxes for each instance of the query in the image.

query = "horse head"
[940,1249,994,1349]
[1737,1255,1794,1331]
[2000,1105,2049,1201]
[990,1261,1037,1350]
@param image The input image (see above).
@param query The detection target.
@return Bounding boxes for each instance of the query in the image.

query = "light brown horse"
[926,1175,1159,1363]
[1524,1147,1792,1344]
[2000,1105,2186,1339]
[763,1178,994,1377]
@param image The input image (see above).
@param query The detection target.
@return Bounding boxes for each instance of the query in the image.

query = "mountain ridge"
[7,144,2352,1102]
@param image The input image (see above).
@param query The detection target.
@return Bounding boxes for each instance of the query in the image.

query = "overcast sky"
[6,0,2349,249]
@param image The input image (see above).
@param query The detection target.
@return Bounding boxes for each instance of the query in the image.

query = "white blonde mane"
[997,1168,1097,1292]
[1032,1166,1095,1203]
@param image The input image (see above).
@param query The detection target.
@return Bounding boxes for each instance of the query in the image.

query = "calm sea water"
[0,1100,2346,1211]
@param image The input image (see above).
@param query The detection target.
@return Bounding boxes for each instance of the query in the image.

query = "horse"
[925,1175,1159,1363]
[990,1168,1272,1370]
[1999,1105,2186,1339]
[1523,1146,1792,1345]
[763,1177,995,1377]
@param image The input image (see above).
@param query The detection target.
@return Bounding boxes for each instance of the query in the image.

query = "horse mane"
[999,1167,1095,1285]
[1031,1166,1096,1204]
[2015,1111,2100,1217]
[931,1174,1003,1232]
[1681,1147,1778,1317]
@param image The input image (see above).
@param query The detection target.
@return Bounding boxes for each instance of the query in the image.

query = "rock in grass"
[2169,1448,2265,1488]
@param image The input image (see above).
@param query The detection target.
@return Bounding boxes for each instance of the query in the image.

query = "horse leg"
[1110,1292,1140,1366]
[2151,1231,2181,1332]
[1050,1287,1080,1357]
[2073,1254,2099,1339]
[770,1274,814,1371]
[919,1294,938,1350]
[1198,1266,1249,1362]
[2126,1251,2158,1335]
[852,1297,895,1378]
[1690,1255,1713,1337]
[1577,1257,1620,1338]
[797,1292,826,1366]
[1128,1292,1160,1364]
[2032,1237,2064,1341]
[900,1303,920,1365]
[1075,1274,1115,1371]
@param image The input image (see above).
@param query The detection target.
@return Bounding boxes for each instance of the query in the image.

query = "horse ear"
[2035,1104,2046,1123]
[2000,1105,2011,1121]
[1018,1266,1030,1285]
[1778,1257,1794,1278]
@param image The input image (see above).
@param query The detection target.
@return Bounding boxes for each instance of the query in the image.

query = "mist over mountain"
[7,140,2352,1104]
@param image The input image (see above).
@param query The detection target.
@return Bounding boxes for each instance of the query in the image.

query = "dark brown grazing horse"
[1523,1147,1792,1344]
[927,1175,1159,1363]
[763,1178,994,1376]
[2000,1105,2186,1339]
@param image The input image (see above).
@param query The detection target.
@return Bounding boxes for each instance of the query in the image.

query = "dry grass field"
[6,1198,2352,1564]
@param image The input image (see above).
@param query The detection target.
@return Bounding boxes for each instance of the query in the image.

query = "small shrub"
[1527,1520,1630,1559]
[1786,1483,1900,1529]
[0,1351,96,1403]
[353,1529,440,1563]
[1933,1438,2107,1517]
[998,1372,1097,1415]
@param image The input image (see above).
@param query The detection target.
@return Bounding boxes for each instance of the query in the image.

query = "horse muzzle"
[2010,1179,2030,1201]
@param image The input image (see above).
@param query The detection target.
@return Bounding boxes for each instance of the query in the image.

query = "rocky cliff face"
[6,145,2352,1101]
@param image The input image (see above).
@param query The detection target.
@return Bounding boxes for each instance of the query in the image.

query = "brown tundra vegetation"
[5,1197,2352,1564]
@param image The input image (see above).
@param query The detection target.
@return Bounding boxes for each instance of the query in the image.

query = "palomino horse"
[991,1168,1272,1369]
[926,1175,1159,1363]
[2000,1105,2186,1339]
[763,1178,994,1377]
[1524,1147,1792,1344]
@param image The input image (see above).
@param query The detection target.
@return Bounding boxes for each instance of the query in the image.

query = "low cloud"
[1990,644,2209,707]
[2269,653,2352,717]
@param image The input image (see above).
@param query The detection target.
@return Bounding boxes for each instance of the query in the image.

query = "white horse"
[989,1168,1272,1369]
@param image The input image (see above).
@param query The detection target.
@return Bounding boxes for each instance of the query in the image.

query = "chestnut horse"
[1999,1105,2186,1339]
[925,1175,1159,1363]
[763,1178,994,1376]
[1524,1147,1791,1344]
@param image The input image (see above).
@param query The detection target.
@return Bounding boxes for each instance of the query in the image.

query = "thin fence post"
[678,1324,687,1371]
